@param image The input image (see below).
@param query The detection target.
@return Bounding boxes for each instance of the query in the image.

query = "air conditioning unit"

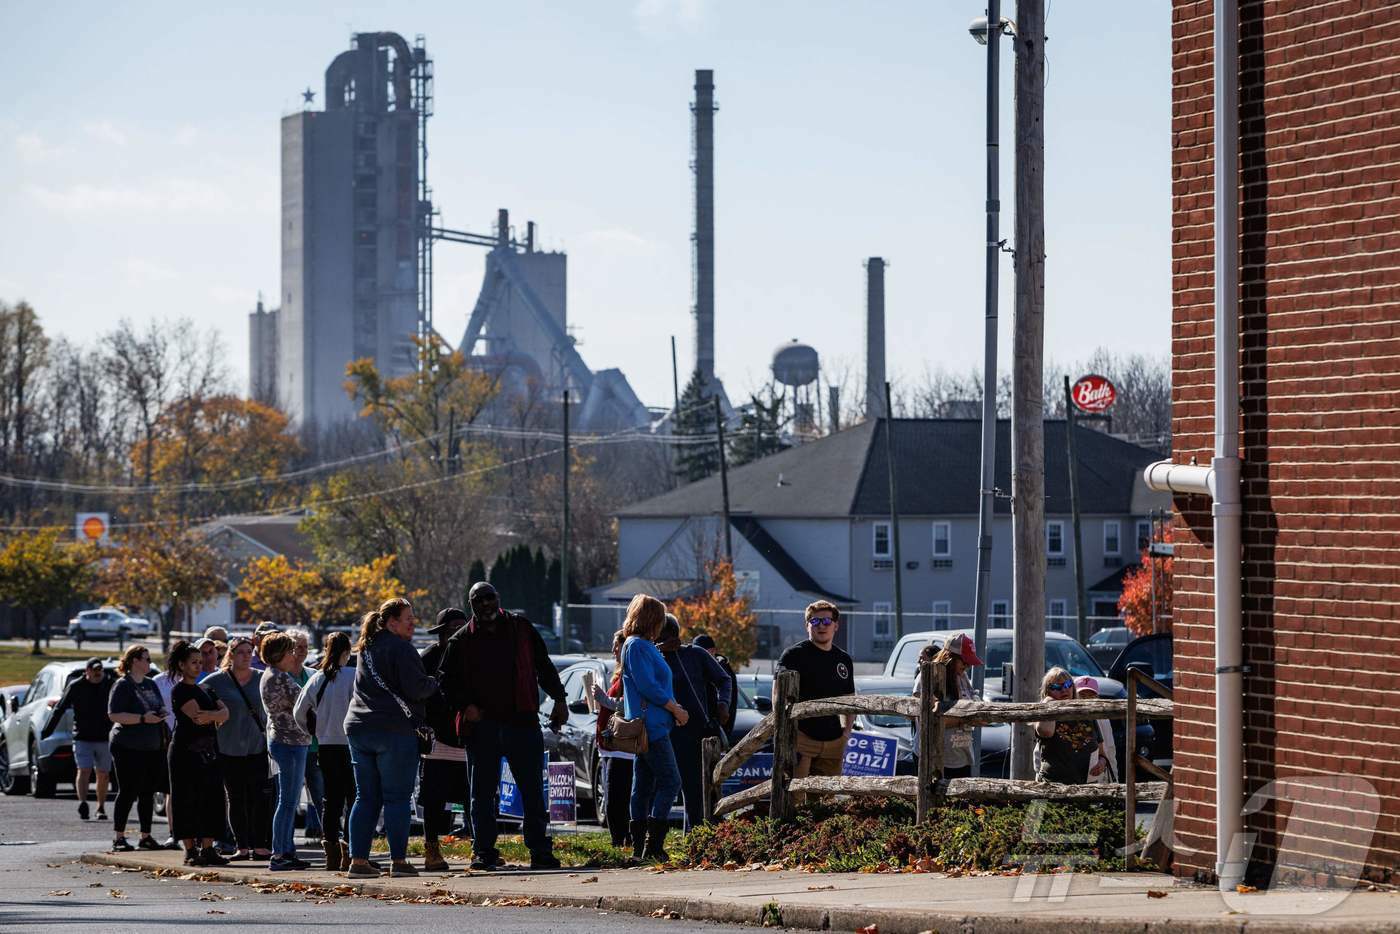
[872,559,894,571]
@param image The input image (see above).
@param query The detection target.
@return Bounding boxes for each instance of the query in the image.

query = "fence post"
[769,669,800,822]
[700,735,723,823]
[916,657,946,822]
[1125,667,1139,868]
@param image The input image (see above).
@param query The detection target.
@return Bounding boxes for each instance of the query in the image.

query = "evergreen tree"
[673,369,721,483]
[728,390,788,467]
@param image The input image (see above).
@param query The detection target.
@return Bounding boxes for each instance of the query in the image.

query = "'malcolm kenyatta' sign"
[1070,374,1117,413]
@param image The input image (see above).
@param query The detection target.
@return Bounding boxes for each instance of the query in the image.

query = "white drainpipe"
[1143,0,1246,893]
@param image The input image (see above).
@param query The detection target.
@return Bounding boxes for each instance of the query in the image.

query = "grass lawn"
[0,643,163,687]
[373,831,667,868]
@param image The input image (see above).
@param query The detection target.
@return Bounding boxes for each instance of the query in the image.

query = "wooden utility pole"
[1009,0,1047,782]
[885,382,905,639]
[715,397,733,561]
[560,390,570,639]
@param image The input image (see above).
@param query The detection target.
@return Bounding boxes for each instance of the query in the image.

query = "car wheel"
[0,739,30,795]
[29,738,56,798]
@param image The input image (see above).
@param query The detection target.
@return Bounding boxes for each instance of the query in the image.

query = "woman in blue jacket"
[619,594,689,862]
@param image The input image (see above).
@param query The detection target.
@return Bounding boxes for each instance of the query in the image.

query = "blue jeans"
[347,731,419,861]
[303,749,324,835]
[268,741,309,858]
[466,721,550,860]
[630,732,681,821]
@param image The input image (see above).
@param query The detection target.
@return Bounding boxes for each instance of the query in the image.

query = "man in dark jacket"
[692,633,739,736]
[41,659,115,820]
[418,607,469,871]
[657,616,732,830]
[441,582,567,870]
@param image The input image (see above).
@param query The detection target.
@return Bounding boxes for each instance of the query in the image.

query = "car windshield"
[735,684,756,710]
[855,683,910,728]
[982,638,1104,678]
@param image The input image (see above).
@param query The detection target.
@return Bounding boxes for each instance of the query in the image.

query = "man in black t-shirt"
[775,601,854,802]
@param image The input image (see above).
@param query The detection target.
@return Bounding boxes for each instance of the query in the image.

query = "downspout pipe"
[1143,0,1245,893]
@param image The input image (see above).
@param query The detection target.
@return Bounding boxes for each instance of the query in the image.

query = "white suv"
[67,608,152,642]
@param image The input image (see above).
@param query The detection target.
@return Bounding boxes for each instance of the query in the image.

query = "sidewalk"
[83,849,1400,933]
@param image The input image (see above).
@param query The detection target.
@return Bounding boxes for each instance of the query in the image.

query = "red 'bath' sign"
[1071,374,1117,413]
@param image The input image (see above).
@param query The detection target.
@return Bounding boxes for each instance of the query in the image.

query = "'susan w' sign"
[1071,374,1117,413]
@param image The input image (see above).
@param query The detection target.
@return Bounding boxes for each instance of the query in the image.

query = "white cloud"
[83,120,128,146]
[634,0,705,35]
[27,178,265,218]
[123,258,178,286]
[13,133,66,163]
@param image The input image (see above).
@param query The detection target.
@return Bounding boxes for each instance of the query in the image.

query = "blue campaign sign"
[842,731,897,777]
[721,752,773,798]
[498,752,549,819]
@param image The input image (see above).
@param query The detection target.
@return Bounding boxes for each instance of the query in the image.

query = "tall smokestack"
[691,69,716,390]
[866,257,887,418]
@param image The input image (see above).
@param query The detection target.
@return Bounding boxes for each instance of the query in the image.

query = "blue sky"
[0,0,1170,409]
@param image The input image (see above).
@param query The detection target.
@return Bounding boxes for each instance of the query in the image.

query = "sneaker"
[161,836,181,851]
[228,851,252,862]
[388,860,418,877]
[183,848,202,867]
[111,838,134,853]
[199,847,229,867]
[468,854,498,871]
[529,853,562,871]
[346,862,380,879]
[95,809,108,821]
[285,856,311,870]
[77,801,90,821]
[137,837,162,851]
[268,856,297,872]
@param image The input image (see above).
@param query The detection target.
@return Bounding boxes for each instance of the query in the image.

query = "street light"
[967,0,1015,779]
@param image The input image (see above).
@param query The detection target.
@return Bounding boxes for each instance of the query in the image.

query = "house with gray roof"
[189,514,316,633]
[594,418,1168,662]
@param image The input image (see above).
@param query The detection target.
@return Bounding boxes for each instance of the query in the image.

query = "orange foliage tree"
[669,560,757,667]
[1118,544,1173,636]
[237,554,416,635]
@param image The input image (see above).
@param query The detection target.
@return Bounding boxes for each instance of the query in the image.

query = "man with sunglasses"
[775,601,855,802]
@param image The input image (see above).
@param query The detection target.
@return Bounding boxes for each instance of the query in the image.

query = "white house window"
[872,602,892,639]
[991,600,1009,625]
[1049,598,1068,632]
[1137,519,1153,552]
[873,522,891,558]
[1103,520,1121,556]
[932,522,951,557]
[1047,521,1065,556]
[932,601,952,629]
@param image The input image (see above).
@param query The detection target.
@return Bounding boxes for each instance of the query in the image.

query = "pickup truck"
[66,608,152,642]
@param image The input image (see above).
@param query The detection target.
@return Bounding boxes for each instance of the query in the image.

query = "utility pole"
[969,0,1004,778]
[670,336,680,415]
[1065,377,1088,644]
[1009,0,1047,782]
[715,397,733,562]
[559,390,570,640]
[885,382,905,639]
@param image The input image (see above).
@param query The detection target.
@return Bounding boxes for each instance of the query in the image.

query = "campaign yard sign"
[842,731,898,777]
[498,753,549,819]
[720,752,773,799]
[548,761,577,824]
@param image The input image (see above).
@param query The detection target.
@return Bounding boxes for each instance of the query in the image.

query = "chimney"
[865,257,887,418]
[692,69,716,390]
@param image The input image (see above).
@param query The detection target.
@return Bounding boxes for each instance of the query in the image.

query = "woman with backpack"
[294,631,356,871]
[203,636,273,861]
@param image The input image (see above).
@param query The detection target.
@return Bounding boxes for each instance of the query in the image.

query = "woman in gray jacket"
[202,636,272,861]
[294,631,355,871]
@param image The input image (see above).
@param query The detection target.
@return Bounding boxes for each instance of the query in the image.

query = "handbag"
[361,644,435,755]
[602,697,648,755]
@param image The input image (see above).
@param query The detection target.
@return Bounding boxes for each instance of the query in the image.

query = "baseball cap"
[430,607,469,635]
[944,633,984,667]
[691,633,716,650]
[1074,675,1100,696]
[253,621,281,636]
[85,657,104,671]
[194,637,215,650]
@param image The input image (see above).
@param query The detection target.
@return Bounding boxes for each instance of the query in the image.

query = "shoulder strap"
[314,671,333,706]
[360,643,418,727]
[234,673,266,731]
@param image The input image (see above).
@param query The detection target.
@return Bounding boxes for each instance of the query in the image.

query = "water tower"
[771,340,821,437]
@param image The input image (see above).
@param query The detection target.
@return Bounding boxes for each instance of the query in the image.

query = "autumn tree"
[237,553,412,638]
[0,530,98,654]
[669,560,757,667]
[99,525,223,651]
[1118,543,1173,637]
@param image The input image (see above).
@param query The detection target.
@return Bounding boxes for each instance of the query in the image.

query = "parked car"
[1086,626,1133,669]
[735,672,773,712]
[1106,632,1173,770]
[67,608,152,643]
[1,659,119,796]
[534,624,586,656]
[881,628,1152,778]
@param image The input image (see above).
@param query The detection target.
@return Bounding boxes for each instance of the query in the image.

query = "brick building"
[1168,0,1399,886]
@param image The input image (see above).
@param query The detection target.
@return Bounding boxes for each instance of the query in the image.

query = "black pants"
[466,721,548,860]
[318,744,355,845]
[169,746,225,841]
[111,745,162,835]
[419,756,468,842]
[219,751,272,852]
[670,722,707,831]
[603,756,634,846]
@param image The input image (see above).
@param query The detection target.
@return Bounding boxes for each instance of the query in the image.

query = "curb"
[77,854,1397,933]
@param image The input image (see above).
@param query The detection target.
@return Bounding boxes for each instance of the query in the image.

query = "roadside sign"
[548,761,577,825]
[842,731,898,777]
[76,512,110,544]
[720,752,773,799]
[498,752,549,819]
[1070,374,1117,413]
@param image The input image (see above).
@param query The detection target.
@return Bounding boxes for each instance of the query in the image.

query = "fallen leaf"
[1147,890,1169,899]
[207,909,227,915]
[580,876,599,884]
[199,891,230,902]
[857,925,880,934]
[87,882,103,888]
[109,889,127,899]
[806,884,835,891]
[45,890,72,897]
[1236,884,1259,894]
[722,861,738,871]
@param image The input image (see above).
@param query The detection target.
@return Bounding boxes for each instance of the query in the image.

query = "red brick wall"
[1171,0,1400,886]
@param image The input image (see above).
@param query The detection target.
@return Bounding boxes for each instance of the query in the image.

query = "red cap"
[946,633,983,667]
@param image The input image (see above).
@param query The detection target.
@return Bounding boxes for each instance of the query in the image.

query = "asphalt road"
[0,792,749,933]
